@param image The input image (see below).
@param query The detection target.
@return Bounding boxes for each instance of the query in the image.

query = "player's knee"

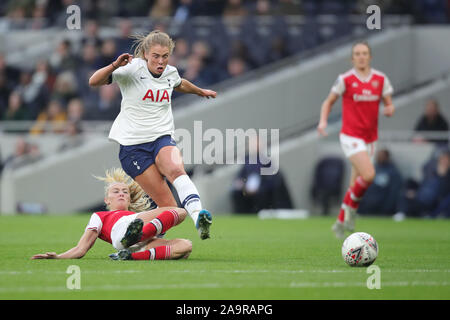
[165,166,186,182]
[181,239,193,254]
[361,169,375,183]
[177,208,188,223]
[174,239,192,258]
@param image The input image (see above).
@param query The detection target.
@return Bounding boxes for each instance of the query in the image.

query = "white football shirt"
[108,58,182,146]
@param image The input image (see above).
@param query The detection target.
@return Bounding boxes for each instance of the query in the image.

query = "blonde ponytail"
[94,168,152,212]
[131,30,175,59]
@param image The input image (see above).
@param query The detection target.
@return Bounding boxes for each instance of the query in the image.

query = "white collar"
[352,68,373,83]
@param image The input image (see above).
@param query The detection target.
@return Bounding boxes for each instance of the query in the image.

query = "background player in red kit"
[31,168,192,261]
[317,41,395,239]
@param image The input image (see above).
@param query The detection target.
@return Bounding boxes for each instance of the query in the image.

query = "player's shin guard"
[139,209,179,242]
[342,176,372,211]
[131,246,171,260]
[172,174,202,224]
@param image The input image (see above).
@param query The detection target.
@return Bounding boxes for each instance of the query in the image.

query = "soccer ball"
[341,232,378,267]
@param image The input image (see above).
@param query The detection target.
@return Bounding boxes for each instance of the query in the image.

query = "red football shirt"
[331,68,393,143]
[85,210,137,243]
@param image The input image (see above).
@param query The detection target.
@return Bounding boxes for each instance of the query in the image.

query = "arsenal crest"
[371,80,379,88]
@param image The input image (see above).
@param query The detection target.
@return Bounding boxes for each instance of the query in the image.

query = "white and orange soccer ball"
[342,232,378,267]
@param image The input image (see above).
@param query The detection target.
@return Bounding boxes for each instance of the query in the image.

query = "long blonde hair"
[94,168,152,212]
[132,30,175,59]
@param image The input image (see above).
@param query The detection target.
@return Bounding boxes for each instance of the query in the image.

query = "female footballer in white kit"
[317,41,395,239]
[89,30,216,240]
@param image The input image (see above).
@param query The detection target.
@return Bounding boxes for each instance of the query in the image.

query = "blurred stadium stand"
[0,0,449,214]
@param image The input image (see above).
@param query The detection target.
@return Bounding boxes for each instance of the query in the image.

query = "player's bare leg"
[333,166,357,238]
[134,164,178,207]
[345,151,375,231]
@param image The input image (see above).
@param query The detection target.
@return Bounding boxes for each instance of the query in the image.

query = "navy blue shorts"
[119,135,177,179]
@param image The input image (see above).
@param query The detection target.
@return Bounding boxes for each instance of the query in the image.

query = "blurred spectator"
[149,0,174,18]
[428,150,450,218]
[253,0,273,16]
[66,97,85,122]
[81,19,102,48]
[267,36,289,63]
[30,2,49,30]
[395,148,450,219]
[2,91,28,121]
[170,37,190,74]
[49,39,79,72]
[30,98,67,135]
[227,39,258,70]
[5,2,28,29]
[0,72,12,118]
[58,120,84,152]
[190,40,217,84]
[274,0,302,15]
[310,156,345,215]
[115,19,135,54]
[358,149,403,215]
[182,55,209,88]
[14,69,48,119]
[223,0,248,17]
[51,71,79,106]
[34,59,56,94]
[413,98,449,145]
[225,56,248,79]
[0,53,20,86]
[75,42,100,103]
[80,42,101,70]
[2,136,42,170]
[85,84,120,121]
[173,0,194,24]
[413,0,449,24]
[96,38,119,68]
[117,0,152,17]
[231,137,293,213]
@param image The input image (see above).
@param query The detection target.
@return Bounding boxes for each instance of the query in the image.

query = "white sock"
[172,174,202,224]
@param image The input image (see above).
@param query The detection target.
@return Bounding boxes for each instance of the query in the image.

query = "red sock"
[337,206,345,222]
[343,177,372,210]
[140,210,179,242]
[352,176,371,199]
[131,246,171,260]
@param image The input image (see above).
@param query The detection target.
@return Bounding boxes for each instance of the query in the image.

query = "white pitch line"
[290,281,450,288]
[1,269,449,276]
[0,283,223,293]
[0,281,449,294]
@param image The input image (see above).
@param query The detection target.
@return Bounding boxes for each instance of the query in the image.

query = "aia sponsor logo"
[142,89,170,102]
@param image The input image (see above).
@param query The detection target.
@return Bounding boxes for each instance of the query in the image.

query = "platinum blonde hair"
[132,30,175,59]
[94,168,152,212]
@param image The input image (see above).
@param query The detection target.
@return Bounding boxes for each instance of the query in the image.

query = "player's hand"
[31,252,58,259]
[114,53,133,67]
[317,121,328,137]
[383,104,395,117]
[198,89,217,99]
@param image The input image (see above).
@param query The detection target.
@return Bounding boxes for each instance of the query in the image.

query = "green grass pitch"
[0,214,449,300]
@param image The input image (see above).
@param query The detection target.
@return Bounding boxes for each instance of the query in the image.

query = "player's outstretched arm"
[317,91,339,137]
[88,53,133,87]
[31,229,98,259]
[174,79,217,99]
